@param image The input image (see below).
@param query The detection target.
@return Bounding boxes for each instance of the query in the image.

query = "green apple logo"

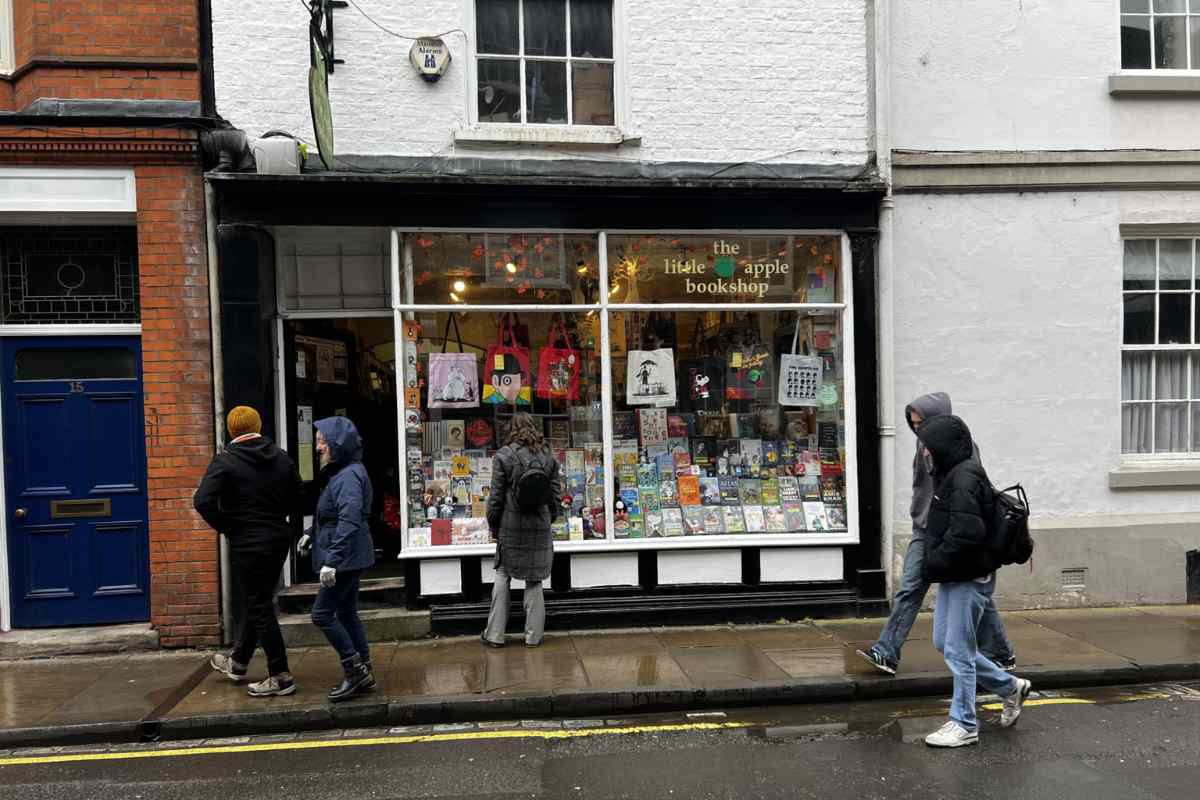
[714,256,736,279]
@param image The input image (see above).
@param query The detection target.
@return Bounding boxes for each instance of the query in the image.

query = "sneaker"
[924,720,979,748]
[993,655,1017,672]
[209,653,248,683]
[1000,678,1032,728]
[855,647,897,676]
[247,672,296,698]
[480,634,505,648]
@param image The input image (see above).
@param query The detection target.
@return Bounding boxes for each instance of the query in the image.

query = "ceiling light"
[505,262,517,274]
[450,292,462,303]
[453,280,466,292]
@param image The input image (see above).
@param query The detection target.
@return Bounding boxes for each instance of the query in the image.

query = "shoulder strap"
[442,312,465,353]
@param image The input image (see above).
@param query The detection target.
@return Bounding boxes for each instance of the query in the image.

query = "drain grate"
[1061,567,1087,589]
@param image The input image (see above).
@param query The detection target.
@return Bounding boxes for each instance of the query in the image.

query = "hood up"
[918,414,975,477]
[314,416,363,467]
[905,391,952,434]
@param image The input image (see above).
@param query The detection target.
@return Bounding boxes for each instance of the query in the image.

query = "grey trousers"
[482,564,545,646]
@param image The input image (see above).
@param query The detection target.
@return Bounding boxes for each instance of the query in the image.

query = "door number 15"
[69,381,84,393]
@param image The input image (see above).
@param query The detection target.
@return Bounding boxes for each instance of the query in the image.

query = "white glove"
[319,565,337,588]
[297,534,312,556]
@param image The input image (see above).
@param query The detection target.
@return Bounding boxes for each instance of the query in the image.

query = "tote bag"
[428,314,480,409]
[626,348,676,407]
[483,314,532,406]
[778,317,821,407]
[725,343,773,402]
[676,319,725,412]
[536,318,582,401]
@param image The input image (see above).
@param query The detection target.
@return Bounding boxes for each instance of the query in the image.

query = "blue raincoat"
[312,417,375,573]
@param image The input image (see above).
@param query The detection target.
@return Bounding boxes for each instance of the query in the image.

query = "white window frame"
[1120,236,1200,460]
[0,0,13,76]
[1119,0,1200,71]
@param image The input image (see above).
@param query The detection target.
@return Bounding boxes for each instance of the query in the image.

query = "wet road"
[2,682,1198,799]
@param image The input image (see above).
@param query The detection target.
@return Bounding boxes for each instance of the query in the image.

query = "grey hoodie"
[904,392,982,531]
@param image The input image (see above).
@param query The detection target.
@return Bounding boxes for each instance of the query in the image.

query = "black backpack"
[988,484,1034,565]
[514,452,553,512]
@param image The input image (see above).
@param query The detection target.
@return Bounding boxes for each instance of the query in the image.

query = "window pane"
[524,0,566,56]
[1156,403,1189,452]
[1192,17,1200,69]
[1121,0,1149,9]
[15,347,136,381]
[1155,15,1189,68]
[1156,351,1189,398]
[1154,0,1186,10]
[1123,351,1153,400]
[571,0,613,58]
[1122,404,1153,453]
[526,60,568,123]
[1192,403,1200,450]
[572,62,614,125]
[1122,15,1152,68]
[1123,239,1156,289]
[477,59,521,123]
[1123,293,1155,344]
[1160,239,1193,289]
[476,0,519,55]
[1159,293,1190,343]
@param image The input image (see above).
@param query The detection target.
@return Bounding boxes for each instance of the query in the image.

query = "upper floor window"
[475,0,615,126]
[0,0,14,75]
[1121,1,1200,70]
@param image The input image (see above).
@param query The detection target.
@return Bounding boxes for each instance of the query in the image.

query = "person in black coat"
[194,406,303,698]
[917,414,1032,748]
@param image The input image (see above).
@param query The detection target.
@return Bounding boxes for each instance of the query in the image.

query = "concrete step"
[279,607,431,648]
[277,576,406,615]
[0,623,159,660]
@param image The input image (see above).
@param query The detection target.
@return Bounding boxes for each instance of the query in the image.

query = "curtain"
[1155,353,1189,452]
[1122,352,1152,453]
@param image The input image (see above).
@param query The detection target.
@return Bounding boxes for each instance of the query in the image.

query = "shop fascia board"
[398,533,863,560]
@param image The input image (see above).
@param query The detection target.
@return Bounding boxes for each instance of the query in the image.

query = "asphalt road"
[2,683,1199,800]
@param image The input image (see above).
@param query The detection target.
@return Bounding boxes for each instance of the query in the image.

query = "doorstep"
[279,608,431,648]
[0,623,159,660]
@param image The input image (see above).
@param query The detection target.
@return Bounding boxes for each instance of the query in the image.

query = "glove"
[319,565,337,588]
[297,534,312,556]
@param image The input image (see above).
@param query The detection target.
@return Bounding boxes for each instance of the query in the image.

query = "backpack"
[988,483,1034,565]
[514,452,553,512]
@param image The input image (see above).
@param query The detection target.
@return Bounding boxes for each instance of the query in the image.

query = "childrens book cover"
[627,517,646,538]
[691,436,717,467]
[613,516,631,539]
[798,474,822,501]
[409,527,432,548]
[449,476,473,506]
[547,418,571,444]
[762,441,780,469]
[826,505,848,529]
[738,478,763,506]
[471,499,489,520]
[431,519,452,546]
[613,411,638,441]
[682,505,707,535]
[654,451,676,478]
[666,414,691,439]
[433,460,453,482]
[645,442,669,460]
[672,450,692,474]
[584,442,604,465]
[722,506,747,533]
[565,449,586,473]
[614,444,639,470]
[742,505,766,533]
[444,419,466,451]
[761,477,781,506]
[641,487,662,514]
[586,485,605,509]
[820,476,845,506]
[741,439,763,477]
[661,507,685,536]
[644,511,665,538]
[699,477,722,505]
[658,479,680,507]
[668,437,691,457]
[619,487,642,518]
[451,454,472,477]
[778,476,802,503]
[736,413,761,439]
[551,518,570,541]
[803,501,831,532]
[764,505,789,533]
[587,465,602,486]
[783,503,807,531]
[569,517,585,541]
[637,462,660,488]
[677,474,702,506]
[719,476,741,506]
[638,407,669,446]
[566,473,587,497]
[702,506,726,534]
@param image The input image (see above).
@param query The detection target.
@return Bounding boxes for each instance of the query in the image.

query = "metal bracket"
[308,0,348,73]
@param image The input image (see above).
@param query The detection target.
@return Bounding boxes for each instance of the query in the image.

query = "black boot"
[328,655,373,703]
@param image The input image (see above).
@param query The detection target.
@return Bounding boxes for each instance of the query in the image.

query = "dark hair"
[505,412,545,451]
[489,353,523,378]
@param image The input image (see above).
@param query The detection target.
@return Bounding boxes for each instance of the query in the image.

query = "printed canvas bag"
[676,319,725,412]
[536,318,582,401]
[778,317,821,407]
[428,314,479,409]
[725,343,773,402]
[626,348,676,407]
[483,313,532,406]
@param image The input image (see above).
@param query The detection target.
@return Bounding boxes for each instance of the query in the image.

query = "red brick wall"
[135,163,219,647]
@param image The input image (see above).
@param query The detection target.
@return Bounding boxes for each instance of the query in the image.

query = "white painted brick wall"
[212,1,870,166]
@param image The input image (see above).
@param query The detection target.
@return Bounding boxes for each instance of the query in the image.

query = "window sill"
[1109,71,1200,96]
[454,124,637,148]
[1109,462,1200,489]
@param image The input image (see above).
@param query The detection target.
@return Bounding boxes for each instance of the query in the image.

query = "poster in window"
[296,335,349,385]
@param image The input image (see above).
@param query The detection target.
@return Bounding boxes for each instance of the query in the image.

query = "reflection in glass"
[15,348,136,381]
[571,0,613,57]
[1192,17,1200,68]
[1123,239,1156,289]
[1123,293,1155,344]
[476,0,519,54]
[1154,0,1185,11]
[1155,15,1188,68]
[526,60,568,123]
[523,0,566,56]
[477,59,521,123]
[1121,15,1152,68]
[1159,239,1192,289]
[1158,293,1190,344]
[572,62,614,125]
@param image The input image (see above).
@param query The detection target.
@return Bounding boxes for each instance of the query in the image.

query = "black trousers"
[230,541,291,676]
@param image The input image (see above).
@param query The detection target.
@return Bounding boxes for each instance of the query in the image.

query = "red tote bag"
[483,314,532,406]
[536,318,582,401]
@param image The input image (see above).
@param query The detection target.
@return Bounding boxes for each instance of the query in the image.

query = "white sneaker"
[1000,678,1032,728]
[924,720,979,748]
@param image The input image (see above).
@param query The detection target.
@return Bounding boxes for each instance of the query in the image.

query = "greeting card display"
[483,314,531,406]
[626,348,676,406]
[536,318,582,401]
[778,317,822,407]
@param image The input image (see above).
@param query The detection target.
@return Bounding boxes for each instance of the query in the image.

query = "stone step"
[277,576,406,614]
[279,607,431,648]
[0,623,159,660]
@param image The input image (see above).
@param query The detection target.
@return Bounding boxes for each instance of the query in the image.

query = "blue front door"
[2,337,150,628]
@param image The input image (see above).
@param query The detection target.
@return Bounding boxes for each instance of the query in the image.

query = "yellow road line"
[0,721,752,768]
[980,697,1094,711]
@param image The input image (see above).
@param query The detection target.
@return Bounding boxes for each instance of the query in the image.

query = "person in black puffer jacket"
[917,414,1032,749]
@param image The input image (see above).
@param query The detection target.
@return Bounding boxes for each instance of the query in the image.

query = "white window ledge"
[1109,462,1200,489]
[1109,71,1200,96]
[454,124,637,148]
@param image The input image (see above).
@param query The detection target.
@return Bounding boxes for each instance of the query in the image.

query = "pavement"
[2,605,1200,749]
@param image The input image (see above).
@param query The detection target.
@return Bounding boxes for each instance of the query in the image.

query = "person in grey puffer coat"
[856,392,1015,675]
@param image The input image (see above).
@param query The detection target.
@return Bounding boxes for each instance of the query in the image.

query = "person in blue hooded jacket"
[299,416,376,702]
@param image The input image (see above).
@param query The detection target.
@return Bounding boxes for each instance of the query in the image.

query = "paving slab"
[669,646,791,686]
[577,653,692,688]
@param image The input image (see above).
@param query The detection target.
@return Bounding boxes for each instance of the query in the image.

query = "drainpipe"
[204,179,233,643]
[873,0,898,596]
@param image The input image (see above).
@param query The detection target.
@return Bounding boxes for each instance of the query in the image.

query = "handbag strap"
[441,312,465,353]
[497,313,515,348]
[789,314,802,355]
[547,316,571,349]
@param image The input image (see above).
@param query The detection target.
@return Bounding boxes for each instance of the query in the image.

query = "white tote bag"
[626,348,677,407]
[778,318,821,407]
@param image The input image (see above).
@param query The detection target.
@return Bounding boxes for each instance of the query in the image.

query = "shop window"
[1120,1,1200,69]
[277,227,391,312]
[0,227,139,324]
[475,0,615,125]
[1121,237,1200,455]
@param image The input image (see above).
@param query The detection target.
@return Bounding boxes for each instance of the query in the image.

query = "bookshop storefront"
[211,176,884,627]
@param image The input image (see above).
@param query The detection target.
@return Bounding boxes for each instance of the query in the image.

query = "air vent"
[1061,567,1087,589]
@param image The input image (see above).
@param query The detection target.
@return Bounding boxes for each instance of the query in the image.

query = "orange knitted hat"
[226,406,262,439]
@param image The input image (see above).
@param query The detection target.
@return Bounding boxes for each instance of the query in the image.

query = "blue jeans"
[873,529,1013,665]
[311,568,369,664]
[934,576,1018,731]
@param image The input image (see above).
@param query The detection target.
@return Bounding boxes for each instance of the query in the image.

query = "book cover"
[682,505,707,535]
[738,478,763,506]
[432,460,453,482]
[637,462,660,488]
[820,476,845,506]
[673,451,693,475]
[641,487,662,513]
[444,419,466,451]
[736,414,760,439]
[764,505,789,533]
[587,465,602,486]
[614,444,639,470]
[742,439,763,476]
[551,518,570,541]
[451,454,472,477]
[644,511,665,538]
[783,503,808,532]
[568,517,585,541]
[565,449,586,473]
[409,527,432,548]
[678,474,702,506]
[586,485,605,509]
[638,407,669,446]
[619,487,641,518]
[691,436,717,468]
[471,499,489,520]
[613,412,638,441]
[613,516,631,539]
[762,441,780,470]
[826,505,847,529]
[666,414,691,439]
[584,442,604,465]
[702,507,725,534]
[654,451,676,478]
[722,506,747,533]
[803,501,831,531]
[431,519,452,546]
[628,517,646,538]
[449,476,473,506]
[743,505,766,532]
[661,507,685,537]
[798,474,822,500]
[778,476,802,503]
[761,477,781,506]
[659,479,680,507]
[719,476,741,505]
[452,517,490,545]
[699,477,722,505]
[667,437,690,457]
